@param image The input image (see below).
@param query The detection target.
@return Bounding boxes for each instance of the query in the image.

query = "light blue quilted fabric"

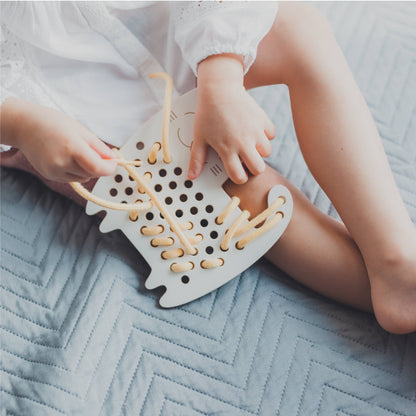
[1,3,416,415]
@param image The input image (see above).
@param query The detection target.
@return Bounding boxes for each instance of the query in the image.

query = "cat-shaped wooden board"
[84,88,293,307]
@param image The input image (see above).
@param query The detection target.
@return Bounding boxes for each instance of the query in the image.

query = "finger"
[256,136,273,158]
[75,141,117,177]
[66,166,94,182]
[188,138,208,180]
[264,118,276,140]
[51,172,91,183]
[240,147,266,176]
[85,134,117,159]
[75,177,93,184]
[223,153,248,184]
[66,173,92,183]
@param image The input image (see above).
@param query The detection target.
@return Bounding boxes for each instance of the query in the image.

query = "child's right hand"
[188,54,275,185]
[1,97,117,183]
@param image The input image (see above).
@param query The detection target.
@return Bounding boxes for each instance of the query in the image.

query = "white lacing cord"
[216,196,286,252]
[149,72,173,163]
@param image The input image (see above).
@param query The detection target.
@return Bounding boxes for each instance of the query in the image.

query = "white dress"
[0,1,278,149]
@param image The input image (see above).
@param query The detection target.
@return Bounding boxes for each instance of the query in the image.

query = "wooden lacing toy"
[70,72,293,308]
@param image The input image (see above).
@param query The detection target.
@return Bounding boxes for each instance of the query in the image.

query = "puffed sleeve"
[170,1,278,76]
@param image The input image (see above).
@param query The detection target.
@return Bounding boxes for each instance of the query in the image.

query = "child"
[1,2,415,334]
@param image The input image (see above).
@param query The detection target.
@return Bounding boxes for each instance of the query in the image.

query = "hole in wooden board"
[146,212,154,221]
[210,231,218,239]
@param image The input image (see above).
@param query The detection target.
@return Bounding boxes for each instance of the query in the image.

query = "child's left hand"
[188,54,276,184]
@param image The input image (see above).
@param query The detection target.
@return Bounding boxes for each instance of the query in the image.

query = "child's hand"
[1,98,117,183]
[188,54,276,184]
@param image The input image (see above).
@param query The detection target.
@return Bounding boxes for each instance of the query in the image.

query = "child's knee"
[271,3,338,84]
[247,3,336,88]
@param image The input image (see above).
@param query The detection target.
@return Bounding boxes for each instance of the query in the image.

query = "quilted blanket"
[1,3,416,415]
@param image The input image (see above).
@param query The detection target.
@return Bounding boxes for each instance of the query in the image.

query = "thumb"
[86,134,118,159]
[188,138,208,180]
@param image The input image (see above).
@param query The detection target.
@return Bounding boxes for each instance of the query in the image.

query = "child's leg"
[243,3,416,333]
[223,167,373,312]
[1,149,97,208]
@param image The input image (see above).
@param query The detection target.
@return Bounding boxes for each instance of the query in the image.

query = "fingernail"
[188,169,196,179]
[237,174,247,184]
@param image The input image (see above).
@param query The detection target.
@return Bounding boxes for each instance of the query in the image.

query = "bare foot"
[368,231,416,334]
